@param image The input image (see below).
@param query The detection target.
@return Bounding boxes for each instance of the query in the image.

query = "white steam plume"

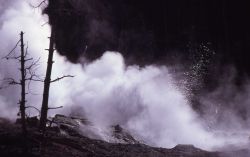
[50,51,225,150]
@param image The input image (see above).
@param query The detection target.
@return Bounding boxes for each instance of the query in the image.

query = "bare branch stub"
[50,75,74,83]
[48,106,63,110]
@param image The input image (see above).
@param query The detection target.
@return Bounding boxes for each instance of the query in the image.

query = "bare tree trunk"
[39,28,55,132]
[20,31,27,136]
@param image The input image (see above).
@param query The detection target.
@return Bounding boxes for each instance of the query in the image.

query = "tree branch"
[25,57,40,70]
[2,40,21,59]
[25,78,44,82]
[3,78,21,85]
[50,75,74,83]
[48,106,63,110]
[25,106,41,115]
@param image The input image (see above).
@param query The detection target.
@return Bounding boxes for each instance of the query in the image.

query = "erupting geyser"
[0,0,250,155]
[50,51,223,150]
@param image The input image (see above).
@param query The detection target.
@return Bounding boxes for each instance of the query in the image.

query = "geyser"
[50,51,227,150]
[1,0,250,153]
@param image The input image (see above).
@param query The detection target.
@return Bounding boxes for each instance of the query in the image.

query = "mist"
[0,0,250,153]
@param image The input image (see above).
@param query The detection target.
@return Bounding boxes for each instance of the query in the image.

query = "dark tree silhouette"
[39,27,73,133]
[20,31,27,135]
[1,31,41,135]
[39,28,55,132]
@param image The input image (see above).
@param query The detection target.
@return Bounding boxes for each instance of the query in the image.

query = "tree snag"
[1,31,40,135]
[39,27,55,132]
[20,31,27,135]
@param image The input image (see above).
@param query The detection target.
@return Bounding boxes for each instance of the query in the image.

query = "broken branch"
[48,106,63,110]
[50,75,74,83]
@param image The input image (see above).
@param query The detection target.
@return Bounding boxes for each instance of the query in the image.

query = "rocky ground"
[0,117,249,157]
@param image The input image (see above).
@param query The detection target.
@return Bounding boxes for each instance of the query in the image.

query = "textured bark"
[39,28,55,132]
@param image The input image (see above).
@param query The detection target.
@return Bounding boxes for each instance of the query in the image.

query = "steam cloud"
[50,52,223,150]
[0,0,250,152]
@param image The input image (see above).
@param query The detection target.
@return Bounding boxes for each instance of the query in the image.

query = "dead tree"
[39,27,73,133]
[20,31,27,135]
[1,31,41,135]
[39,28,55,132]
